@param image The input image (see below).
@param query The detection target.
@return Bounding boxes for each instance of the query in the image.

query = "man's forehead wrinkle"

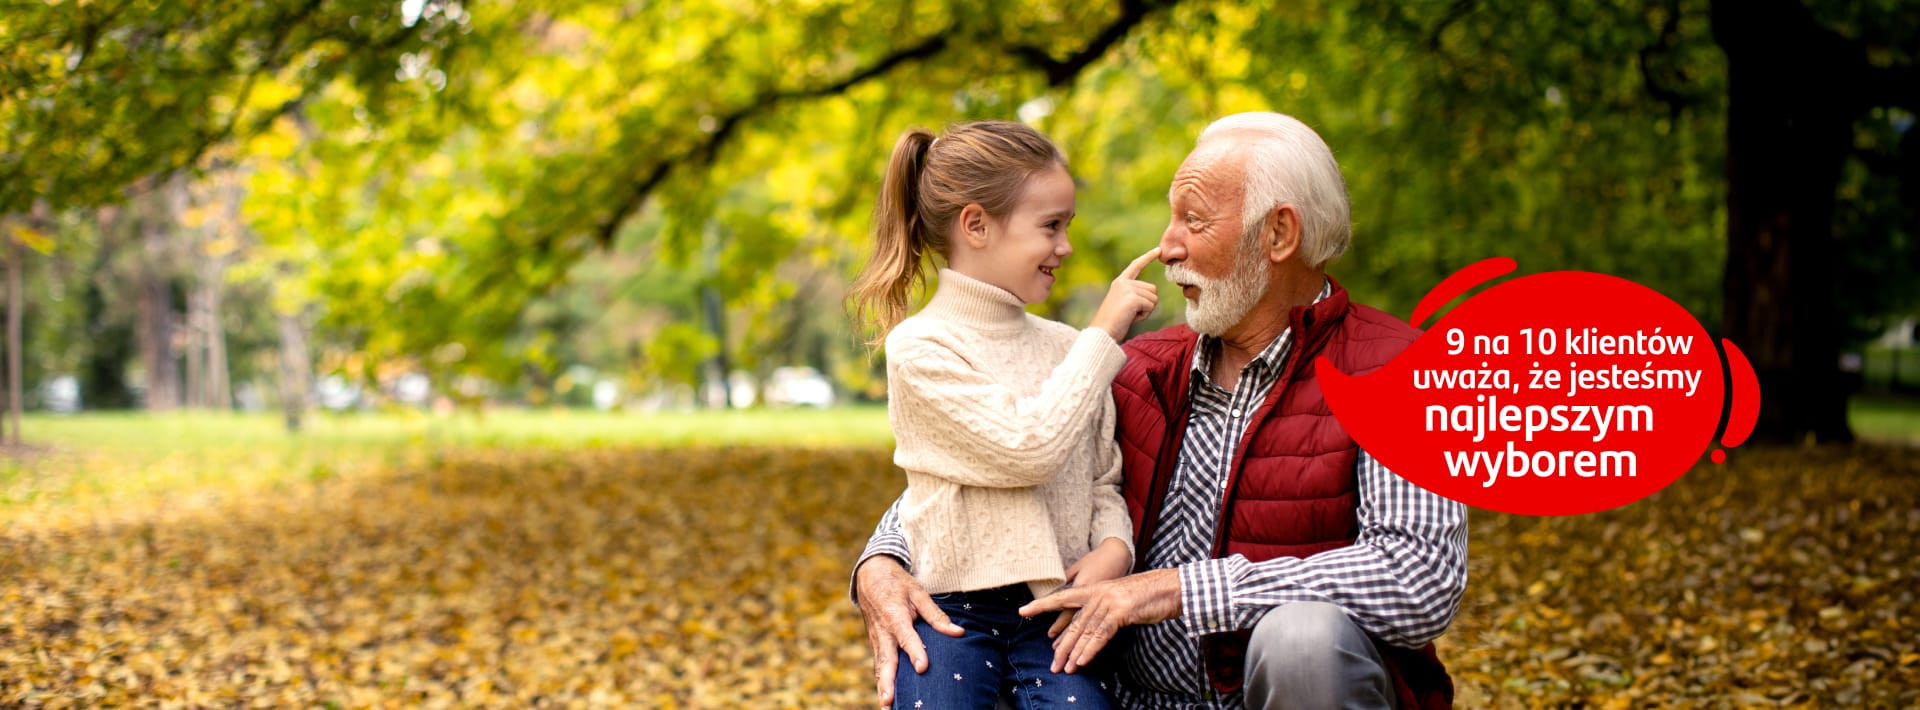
[1172,171,1212,198]
[1173,144,1250,200]
[1175,176,1247,222]
[1170,162,1211,206]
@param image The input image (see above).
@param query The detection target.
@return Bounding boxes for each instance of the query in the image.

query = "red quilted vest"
[1111,277,1454,709]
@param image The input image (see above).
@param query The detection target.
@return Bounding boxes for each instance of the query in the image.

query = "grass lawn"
[2,408,891,511]
[16,406,894,454]
[1850,394,1920,444]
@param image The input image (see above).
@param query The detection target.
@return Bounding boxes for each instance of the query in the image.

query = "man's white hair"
[1197,112,1350,269]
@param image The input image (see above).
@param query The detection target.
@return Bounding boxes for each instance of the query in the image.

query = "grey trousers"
[992,602,1398,710]
[1243,601,1398,710]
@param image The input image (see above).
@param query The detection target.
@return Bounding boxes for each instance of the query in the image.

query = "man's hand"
[855,556,965,709]
[1045,538,1135,638]
[1020,567,1182,674]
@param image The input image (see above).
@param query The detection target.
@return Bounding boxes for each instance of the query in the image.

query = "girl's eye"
[1045,221,1060,230]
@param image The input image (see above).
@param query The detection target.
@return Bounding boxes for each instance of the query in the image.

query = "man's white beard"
[1166,227,1270,337]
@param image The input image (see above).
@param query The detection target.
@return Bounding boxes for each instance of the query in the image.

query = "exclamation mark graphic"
[1713,339,1760,464]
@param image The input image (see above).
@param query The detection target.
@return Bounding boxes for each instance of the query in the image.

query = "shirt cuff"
[1178,556,1243,637]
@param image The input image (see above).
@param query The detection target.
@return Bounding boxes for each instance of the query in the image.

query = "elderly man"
[854,112,1468,709]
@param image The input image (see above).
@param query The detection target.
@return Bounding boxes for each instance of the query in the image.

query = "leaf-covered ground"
[1446,445,1920,707]
[2,443,1916,707]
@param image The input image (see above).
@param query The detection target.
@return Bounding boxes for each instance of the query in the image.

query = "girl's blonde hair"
[849,121,1066,344]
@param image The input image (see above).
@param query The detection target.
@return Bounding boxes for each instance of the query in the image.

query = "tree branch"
[1008,0,1162,87]
[590,0,1183,249]
[1636,0,1698,120]
[61,0,132,77]
[1425,0,1476,53]
[590,32,951,249]
[190,0,330,167]
[100,19,427,206]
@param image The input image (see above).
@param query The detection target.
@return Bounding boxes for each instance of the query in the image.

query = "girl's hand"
[1068,537,1134,587]
[1089,248,1162,342]
[1048,537,1133,639]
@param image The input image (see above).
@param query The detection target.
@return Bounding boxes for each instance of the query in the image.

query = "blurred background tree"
[2,0,1913,442]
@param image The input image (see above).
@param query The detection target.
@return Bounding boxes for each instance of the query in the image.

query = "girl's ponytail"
[851,128,937,345]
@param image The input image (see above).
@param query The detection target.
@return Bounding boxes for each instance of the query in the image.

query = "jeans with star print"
[893,583,1116,710]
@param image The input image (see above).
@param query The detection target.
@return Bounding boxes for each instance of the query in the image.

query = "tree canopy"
[4,0,1915,438]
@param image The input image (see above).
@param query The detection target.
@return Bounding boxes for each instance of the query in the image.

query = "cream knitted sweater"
[885,269,1135,599]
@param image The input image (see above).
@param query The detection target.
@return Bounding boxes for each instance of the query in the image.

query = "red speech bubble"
[1318,258,1759,515]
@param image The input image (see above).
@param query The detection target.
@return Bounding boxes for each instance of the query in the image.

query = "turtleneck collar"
[921,268,1032,331]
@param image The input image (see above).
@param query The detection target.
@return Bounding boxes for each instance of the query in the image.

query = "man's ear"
[1267,204,1302,264]
[958,203,991,249]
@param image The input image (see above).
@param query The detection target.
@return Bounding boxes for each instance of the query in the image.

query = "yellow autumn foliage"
[2,448,893,707]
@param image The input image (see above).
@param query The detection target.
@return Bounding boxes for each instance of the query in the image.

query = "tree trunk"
[277,307,309,432]
[185,283,206,409]
[7,236,21,445]
[0,220,13,447]
[79,206,135,409]
[195,168,239,411]
[137,278,178,410]
[0,234,6,447]
[137,175,185,411]
[700,283,732,408]
[700,223,732,408]
[1713,0,1867,443]
[204,266,230,410]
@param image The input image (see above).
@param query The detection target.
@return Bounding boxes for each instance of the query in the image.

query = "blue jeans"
[894,584,1116,710]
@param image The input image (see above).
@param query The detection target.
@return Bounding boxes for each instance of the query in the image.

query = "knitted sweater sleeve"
[887,327,1126,489]
[1087,420,1136,564]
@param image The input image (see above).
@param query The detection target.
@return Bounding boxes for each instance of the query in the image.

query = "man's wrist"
[856,553,907,579]
[1177,557,1240,637]
[850,553,909,607]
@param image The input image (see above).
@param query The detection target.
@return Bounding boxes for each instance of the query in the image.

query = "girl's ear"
[958,203,991,249]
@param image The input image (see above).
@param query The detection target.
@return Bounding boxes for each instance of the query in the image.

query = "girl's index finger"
[1120,247,1163,281]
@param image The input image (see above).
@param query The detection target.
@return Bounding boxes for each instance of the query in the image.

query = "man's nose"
[1158,223,1185,263]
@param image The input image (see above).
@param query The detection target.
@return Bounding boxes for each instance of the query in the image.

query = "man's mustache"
[1163,263,1209,289]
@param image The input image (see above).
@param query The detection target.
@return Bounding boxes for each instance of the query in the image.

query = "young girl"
[850,121,1159,709]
